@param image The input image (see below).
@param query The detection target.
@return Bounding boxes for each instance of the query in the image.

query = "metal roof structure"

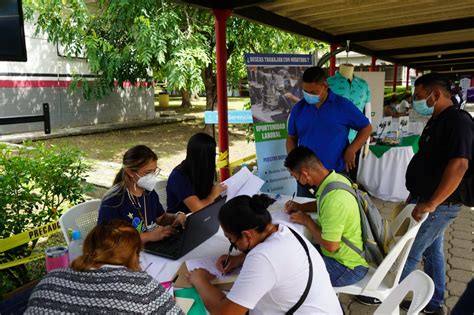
[179,0,474,76]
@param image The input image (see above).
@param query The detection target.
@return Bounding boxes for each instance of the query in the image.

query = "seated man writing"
[284,146,369,287]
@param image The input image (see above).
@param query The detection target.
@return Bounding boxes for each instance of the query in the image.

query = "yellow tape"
[216,153,256,170]
[0,253,45,270]
[0,221,61,253]
[216,150,229,169]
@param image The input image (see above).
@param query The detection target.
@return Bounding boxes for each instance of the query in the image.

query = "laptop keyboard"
[145,230,185,258]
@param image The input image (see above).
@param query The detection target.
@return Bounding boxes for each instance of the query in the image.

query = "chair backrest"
[374,270,434,315]
[363,204,428,293]
[154,178,168,210]
[59,200,101,245]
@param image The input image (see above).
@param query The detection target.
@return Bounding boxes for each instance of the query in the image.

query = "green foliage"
[0,143,93,295]
[23,0,327,103]
[384,86,409,103]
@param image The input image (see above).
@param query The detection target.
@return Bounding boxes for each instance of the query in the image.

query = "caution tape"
[0,253,45,270]
[0,221,61,253]
[216,153,256,170]
[0,221,61,269]
[216,150,229,169]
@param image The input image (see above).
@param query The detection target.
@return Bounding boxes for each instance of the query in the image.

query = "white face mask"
[136,173,158,191]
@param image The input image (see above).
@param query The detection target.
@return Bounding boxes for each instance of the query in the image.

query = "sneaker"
[354,295,382,306]
[400,300,444,315]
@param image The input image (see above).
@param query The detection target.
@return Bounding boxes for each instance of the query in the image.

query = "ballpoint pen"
[291,192,295,201]
[165,274,179,295]
[221,243,234,276]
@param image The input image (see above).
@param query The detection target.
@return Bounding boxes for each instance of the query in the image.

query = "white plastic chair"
[334,204,428,302]
[59,199,101,245]
[154,178,168,210]
[374,270,434,315]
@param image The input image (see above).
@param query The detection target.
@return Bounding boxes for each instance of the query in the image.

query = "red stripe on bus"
[0,80,71,88]
[0,80,152,88]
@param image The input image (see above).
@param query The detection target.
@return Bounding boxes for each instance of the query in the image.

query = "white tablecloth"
[140,195,313,283]
[358,145,415,202]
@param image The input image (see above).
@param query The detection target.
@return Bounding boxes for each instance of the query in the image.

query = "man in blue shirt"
[287,66,372,196]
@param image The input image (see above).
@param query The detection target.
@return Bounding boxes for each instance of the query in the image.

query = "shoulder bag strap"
[318,182,365,257]
[286,227,313,315]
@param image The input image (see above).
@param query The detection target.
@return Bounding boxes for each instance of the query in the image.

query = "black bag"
[456,109,474,207]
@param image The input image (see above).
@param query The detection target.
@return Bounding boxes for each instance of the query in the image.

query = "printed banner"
[245,53,313,195]
[204,110,253,124]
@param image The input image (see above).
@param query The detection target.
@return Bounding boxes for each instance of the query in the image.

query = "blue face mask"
[413,93,434,116]
[303,90,320,105]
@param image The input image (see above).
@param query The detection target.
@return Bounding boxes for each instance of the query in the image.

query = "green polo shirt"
[315,171,368,269]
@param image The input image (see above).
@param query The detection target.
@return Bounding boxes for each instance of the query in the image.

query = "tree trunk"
[180,90,192,108]
[203,63,217,111]
[202,63,217,134]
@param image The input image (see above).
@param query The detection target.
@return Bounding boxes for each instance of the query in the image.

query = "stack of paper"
[222,167,265,202]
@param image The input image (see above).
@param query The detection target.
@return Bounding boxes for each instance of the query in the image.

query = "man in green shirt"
[284,146,369,287]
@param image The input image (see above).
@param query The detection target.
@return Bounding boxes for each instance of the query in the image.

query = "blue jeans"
[322,255,369,287]
[400,203,461,308]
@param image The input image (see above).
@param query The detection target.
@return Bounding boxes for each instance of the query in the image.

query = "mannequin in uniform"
[327,64,372,182]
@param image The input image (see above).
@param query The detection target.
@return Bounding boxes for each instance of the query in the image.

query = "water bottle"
[68,230,83,264]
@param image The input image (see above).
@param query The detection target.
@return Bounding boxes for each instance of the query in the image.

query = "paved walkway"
[341,198,473,314]
[0,114,194,144]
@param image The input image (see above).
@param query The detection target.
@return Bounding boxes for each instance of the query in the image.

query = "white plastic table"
[140,195,313,283]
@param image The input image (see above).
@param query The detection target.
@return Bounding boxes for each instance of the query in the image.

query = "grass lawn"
[155,96,250,113]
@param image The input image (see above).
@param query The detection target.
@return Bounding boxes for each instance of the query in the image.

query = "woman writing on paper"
[98,145,186,243]
[187,194,342,315]
[26,220,183,314]
[166,132,226,214]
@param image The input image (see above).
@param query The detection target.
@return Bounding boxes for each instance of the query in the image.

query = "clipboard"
[173,262,234,291]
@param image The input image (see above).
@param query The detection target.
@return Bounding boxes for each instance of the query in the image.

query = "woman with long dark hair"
[166,132,225,214]
[98,145,186,243]
[25,220,182,314]
[187,194,342,315]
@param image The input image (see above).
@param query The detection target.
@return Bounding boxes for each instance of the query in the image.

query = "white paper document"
[185,256,240,284]
[222,167,265,202]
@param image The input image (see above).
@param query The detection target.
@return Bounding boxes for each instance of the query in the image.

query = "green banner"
[253,122,288,143]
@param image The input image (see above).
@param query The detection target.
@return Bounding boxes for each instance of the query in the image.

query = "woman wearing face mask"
[98,145,186,243]
[187,194,342,315]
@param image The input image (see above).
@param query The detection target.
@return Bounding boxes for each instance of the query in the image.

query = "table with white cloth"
[357,135,420,202]
[140,195,315,284]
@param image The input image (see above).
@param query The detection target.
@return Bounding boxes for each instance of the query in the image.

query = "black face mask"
[300,183,316,195]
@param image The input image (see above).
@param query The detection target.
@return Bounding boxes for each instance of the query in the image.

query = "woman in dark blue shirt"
[98,145,186,243]
[166,133,225,214]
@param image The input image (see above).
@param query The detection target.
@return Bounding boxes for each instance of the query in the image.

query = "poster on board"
[245,53,312,195]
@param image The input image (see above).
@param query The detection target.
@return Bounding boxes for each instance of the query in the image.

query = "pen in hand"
[291,192,295,201]
[221,243,234,276]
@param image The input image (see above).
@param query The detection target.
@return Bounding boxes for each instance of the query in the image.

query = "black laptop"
[144,197,225,260]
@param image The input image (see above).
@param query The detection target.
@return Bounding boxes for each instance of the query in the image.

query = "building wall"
[0,22,155,135]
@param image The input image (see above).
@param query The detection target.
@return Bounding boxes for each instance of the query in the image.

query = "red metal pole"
[213,9,231,181]
[370,56,377,72]
[329,44,337,76]
[392,64,398,94]
[405,66,410,92]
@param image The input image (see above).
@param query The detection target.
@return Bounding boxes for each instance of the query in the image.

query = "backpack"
[319,181,393,267]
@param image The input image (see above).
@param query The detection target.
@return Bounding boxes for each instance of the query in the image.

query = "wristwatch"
[175,211,186,217]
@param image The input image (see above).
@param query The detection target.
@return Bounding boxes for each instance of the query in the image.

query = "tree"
[23,0,326,108]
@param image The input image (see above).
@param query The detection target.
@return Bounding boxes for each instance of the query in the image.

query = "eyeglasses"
[141,167,161,177]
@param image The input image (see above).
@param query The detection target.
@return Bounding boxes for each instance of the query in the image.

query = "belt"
[410,196,461,207]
